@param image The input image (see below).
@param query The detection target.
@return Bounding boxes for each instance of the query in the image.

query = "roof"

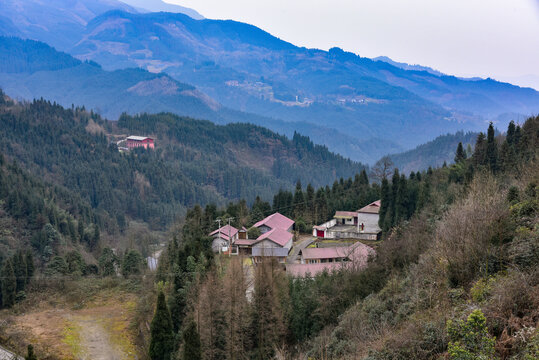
[287,243,374,277]
[253,212,294,231]
[254,228,293,247]
[127,136,153,141]
[286,263,344,277]
[357,200,381,214]
[252,247,290,257]
[209,224,238,238]
[300,247,353,260]
[334,211,357,219]
[234,239,256,246]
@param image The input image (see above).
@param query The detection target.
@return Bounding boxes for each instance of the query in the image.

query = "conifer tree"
[14,251,27,292]
[486,122,498,173]
[454,142,467,163]
[77,221,84,242]
[182,319,201,360]
[149,291,175,360]
[473,132,487,167]
[379,178,390,231]
[305,184,315,224]
[395,175,408,223]
[1,258,16,308]
[292,181,305,220]
[359,169,369,185]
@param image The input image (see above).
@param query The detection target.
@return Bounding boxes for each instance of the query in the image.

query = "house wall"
[357,213,381,233]
[252,238,293,250]
[312,219,337,237]
[211,237,229,253]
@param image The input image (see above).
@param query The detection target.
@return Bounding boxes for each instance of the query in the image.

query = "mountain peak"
[118,0,204,19]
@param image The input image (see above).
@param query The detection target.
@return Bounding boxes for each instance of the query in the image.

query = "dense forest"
[0,89,365,233]
[148,115,539,359]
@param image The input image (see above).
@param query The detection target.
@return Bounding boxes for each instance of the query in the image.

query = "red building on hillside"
[126,136,154,150]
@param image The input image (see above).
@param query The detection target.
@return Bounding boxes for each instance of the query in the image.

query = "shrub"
[470,276,497,303]
[447,309,496,360]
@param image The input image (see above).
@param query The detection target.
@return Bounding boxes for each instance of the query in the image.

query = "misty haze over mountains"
[0,0,538,164]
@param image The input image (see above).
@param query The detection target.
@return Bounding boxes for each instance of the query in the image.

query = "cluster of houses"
[208,200,382,277]
[210,212,294,263]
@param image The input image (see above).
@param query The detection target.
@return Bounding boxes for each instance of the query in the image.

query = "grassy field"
[0,277,147,360]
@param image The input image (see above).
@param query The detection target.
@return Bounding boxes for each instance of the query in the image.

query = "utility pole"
[227,217,234,256]
[215,219,222,253]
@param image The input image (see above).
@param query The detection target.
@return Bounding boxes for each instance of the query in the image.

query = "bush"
[46,256,68,275]
[470,276,497,303]
[447,309,496,360]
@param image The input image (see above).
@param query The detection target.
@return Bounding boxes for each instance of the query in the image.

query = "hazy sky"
[167,0,539,90]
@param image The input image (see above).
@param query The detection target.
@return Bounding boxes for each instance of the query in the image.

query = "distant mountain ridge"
[0,1,538,164]
[387,131,478,174]
[118,0,204,19]
[373,56,445,77]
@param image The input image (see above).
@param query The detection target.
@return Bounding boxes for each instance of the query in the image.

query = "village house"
[126,136,155,150]
[208,212,295,257]
[209,224,239,253]
[253,212,294,234]
[287,242,375,278]
[312,200,382,241]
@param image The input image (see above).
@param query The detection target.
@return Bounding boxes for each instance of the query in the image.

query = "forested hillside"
[387,131,478,173]
[149,115,539,359]
[0,89,365,231]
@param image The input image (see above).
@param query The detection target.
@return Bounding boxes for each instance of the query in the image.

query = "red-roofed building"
[288,242,374,277]
[252,228,293,250]
[126,136,154,149]
[209,224,239,253]
[253,212,294,234]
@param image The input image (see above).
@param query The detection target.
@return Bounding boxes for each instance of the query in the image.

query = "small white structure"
[313,200,382,240]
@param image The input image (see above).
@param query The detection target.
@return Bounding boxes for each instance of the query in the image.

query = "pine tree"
[14,251,27,292]
[506,120,516,145]
[486,122,498,173]
[394,175,408,223]
[379,178,390,231]
[149,291,175,360]
[182,319,201,360]
[292,181,305,220]
[26,344,38,360]
[1,258,16,308]
[77,221,84,242]
[454,142,467,163]
[473,132,487,167]
[305,184,315,224]
[359,169,369,185]
[169,266,186,333]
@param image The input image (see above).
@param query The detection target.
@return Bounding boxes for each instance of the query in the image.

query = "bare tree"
[370,156,394,182]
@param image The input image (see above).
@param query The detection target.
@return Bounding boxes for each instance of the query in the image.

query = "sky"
[166,0,539,90]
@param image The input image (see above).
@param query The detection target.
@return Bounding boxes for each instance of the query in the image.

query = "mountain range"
[0,0,538,165]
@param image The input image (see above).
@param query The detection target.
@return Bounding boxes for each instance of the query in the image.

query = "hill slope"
[387,131,478,173]
[0,36,396,163]
[0,90,366,230]
[2,2,537,161]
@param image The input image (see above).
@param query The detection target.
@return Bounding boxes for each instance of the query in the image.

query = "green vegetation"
[149,115,539,359]
[149,291,175,360]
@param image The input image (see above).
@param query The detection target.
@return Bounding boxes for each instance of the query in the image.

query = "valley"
[0,1,538,360]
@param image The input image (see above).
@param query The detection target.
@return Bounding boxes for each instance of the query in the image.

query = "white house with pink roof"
[209,212,295,255]
[209,224,239,253]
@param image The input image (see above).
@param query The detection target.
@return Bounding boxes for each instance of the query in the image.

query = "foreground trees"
[149,291,174,360]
